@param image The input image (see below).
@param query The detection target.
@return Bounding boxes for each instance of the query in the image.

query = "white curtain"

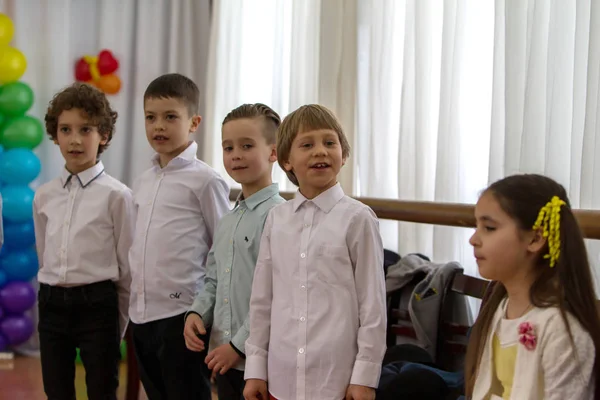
[4,0,211,187]
[489,0,600,290]
[205,0,495,284]
[0,0,212,354]
[204,0,358,193]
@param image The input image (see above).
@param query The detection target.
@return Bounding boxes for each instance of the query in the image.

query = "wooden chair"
[388,271,489,370]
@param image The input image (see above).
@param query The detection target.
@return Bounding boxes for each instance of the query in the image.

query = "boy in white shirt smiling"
[33,83,135,400]
[128,73,230,400]
[243,104,387,400]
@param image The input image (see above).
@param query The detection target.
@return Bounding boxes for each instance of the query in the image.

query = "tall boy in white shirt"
[129,73,230,399]
[243,105,387,400]
[33,83,135,400]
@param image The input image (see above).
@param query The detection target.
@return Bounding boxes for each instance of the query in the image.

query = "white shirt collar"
[150,141,198,169]
[60,161,105,188]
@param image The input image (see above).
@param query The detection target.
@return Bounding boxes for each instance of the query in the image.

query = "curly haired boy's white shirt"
[473,297,595,400]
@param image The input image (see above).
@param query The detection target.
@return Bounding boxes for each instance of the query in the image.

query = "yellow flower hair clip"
[532,196,566,267]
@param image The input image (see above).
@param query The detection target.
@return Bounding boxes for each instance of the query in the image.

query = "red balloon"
[74,58,91,81]
[97,50,119,75]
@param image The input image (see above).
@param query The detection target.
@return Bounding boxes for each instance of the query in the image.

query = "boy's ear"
[189,115,202,133]
[99,132,109,145]
[269,144,277,163]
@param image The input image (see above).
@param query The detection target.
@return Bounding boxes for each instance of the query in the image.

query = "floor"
[0,354,219,399]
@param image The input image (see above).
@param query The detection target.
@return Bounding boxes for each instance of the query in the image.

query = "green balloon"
[0,115,44,149]
[0,82,34,116]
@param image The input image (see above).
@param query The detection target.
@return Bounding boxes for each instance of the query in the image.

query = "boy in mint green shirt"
[184,103,285,399]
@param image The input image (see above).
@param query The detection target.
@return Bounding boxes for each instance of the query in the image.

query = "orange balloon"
[95,73,121,94]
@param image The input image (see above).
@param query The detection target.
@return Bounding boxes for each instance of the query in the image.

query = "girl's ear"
[527,228,547,254]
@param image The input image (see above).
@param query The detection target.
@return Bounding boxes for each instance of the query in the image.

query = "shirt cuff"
[349,360,382,388]
[184,310,202,322]
[229,342,246,359]
[244,355,268,381]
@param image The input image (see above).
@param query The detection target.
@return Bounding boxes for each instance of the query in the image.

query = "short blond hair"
[277,104,351,186]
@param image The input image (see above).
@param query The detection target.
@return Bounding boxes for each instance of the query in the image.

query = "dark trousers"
[130,313,212,400]
[216,368,245,400]
[38,280,121,400]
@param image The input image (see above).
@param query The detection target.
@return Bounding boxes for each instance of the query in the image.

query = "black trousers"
[216,368,245,400]
[38,280,121,400]
[130,313,212,400]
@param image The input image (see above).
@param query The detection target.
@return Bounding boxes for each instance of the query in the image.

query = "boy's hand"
[243,378,268,400]
[183,313,206,352]
[345,384,375,400]
[205,343,242,380]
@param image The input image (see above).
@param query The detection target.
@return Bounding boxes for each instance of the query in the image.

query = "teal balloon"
[0,185,34,222]
[0,248,38,282]
[0,82,34,116]
[0,116,44,150]
[0,148,41,185]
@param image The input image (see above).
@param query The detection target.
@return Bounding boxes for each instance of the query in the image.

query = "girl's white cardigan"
[472,298,595,400]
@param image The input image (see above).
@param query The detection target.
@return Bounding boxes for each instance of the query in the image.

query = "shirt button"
[300,317,306,322]
[299,348,305,354]
[301,285,306,290]
[147,201,152,206]
[304,224,310,228]
[224,331,230,336]
[224,298,229,304]
[300,253,306,258]
[225,268,230,273]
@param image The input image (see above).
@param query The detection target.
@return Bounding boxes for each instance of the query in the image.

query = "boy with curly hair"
[33,82,135,400]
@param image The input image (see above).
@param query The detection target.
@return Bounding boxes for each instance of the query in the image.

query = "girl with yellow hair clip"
[464,174,600,400]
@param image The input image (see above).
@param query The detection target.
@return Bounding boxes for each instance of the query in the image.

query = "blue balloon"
[0,149,41,185]
[0,185,34,223]
[0,269,6,289]
[2,220,35,250]
[0,248,38,282]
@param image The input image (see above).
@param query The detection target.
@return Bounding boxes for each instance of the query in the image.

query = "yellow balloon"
[0,46,26,83]
[0,14,14,47]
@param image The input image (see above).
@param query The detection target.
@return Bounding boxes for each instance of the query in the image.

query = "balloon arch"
[0,12,43,350]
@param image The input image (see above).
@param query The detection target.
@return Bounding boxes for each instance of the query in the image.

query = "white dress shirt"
[128,141,230,324]
[245,183,387,400]
[33,161,135,337]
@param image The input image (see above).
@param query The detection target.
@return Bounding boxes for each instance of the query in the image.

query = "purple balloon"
[0,315,33,345]
[0,305,3,321]
[0,282,35,314]
[0,332,7,351]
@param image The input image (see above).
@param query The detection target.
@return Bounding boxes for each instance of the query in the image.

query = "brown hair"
[222,103,281,144]
[464,174,600,399]
[144,73,200,116]
[45,82,118,155]
[276,104,351,186]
